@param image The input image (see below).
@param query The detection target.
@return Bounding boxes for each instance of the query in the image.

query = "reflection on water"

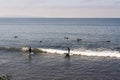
[64,53,70,60]
[0,51,120,80]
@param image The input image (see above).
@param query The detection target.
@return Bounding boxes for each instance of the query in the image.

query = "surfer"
[14,36,18,38]
[29,47,32,53]
[66,37,69,40]
[106,40,110,42]
[64,36,69,40]
[28,47,32,60]
[77,38,82,42]
[68,47,70,54]
[65,47,70,58]
[40,40,42,43]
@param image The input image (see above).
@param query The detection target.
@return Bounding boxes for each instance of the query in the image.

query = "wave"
[0,47,21,51]
[0,46,43,53]
[38,48,120,58]
[0,46,120,58]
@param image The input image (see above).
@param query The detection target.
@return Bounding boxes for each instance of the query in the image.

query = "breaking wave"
[0,46,42,53]
[0,46,120,58]
[39,48,120,58]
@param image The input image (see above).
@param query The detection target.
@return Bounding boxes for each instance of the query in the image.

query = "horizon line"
[0,17,120,19]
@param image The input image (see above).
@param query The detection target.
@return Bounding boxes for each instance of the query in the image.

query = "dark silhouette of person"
[40,40,42,43]
[65,47,70,58]
[68,47,70,54]
[66,37,69,40]
[14,36,18,38]
[29,47,32,53]
[64,36,69,40]
[106,40,110,43]
[28,47,32,60]
[77,38,82,42]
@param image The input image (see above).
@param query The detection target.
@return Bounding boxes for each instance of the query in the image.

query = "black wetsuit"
[29,47,32,53]
[68,47,70,54]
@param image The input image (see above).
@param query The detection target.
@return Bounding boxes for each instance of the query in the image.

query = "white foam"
[72,50,120,58]
[38,48,67,55]
[21,47,29,51]
[38,48,120,58]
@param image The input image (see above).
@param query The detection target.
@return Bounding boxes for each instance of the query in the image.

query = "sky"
[0,0,120,18]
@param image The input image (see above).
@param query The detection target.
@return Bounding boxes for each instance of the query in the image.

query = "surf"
[0,46,120,58]
[38,48,120,58]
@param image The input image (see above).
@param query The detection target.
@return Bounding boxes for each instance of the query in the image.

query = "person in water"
[64,36,69,40]
[65,47,70,58]
[14,36,18,38]
[28,47,32,60]
[68,47,70,54]
[40,40,42,43]
[29,47,32,53]
[77,38,82,42]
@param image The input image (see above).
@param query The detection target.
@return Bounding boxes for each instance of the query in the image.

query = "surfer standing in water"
[68,47,70,54]
[65,47,70,58]
[28,47,32,60]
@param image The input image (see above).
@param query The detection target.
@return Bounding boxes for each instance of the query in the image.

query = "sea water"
[0,18,120,80]
[0,18,120,57]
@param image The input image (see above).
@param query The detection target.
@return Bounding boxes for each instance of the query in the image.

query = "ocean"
[0,18,120,80]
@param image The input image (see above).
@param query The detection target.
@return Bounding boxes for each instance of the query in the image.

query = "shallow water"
[0,51,120,80]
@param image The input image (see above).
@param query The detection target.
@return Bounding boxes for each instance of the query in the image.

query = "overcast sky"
[0,0,120,18]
